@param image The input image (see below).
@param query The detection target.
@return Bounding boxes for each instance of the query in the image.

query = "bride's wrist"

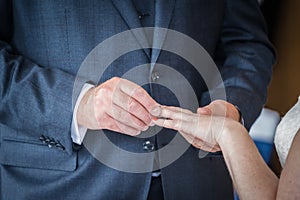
[216,119,246,147]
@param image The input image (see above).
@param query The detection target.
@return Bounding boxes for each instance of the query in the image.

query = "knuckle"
[110,76,120,82]
[128,99,138,110]
[133,87,144,97]
[119,109,129,119]
[133,89,153,105]
[97,87,111,97]
[144,102,156,111]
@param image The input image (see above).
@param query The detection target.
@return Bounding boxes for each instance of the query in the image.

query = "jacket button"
[143,141,155,152]
[39,135,65,151]
[151,72,160,82]
[56,143,66,151]
[72,143,81,151]
[39,135,46,143]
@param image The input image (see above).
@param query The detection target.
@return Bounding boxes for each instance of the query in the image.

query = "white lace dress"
[274,96,300,167]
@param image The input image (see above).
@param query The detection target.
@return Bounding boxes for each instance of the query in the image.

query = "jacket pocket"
[0,137,77,172]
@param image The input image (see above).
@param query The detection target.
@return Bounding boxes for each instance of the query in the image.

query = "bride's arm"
[153,106,279,199]
[276,129,300,199]
[218,121,279,200]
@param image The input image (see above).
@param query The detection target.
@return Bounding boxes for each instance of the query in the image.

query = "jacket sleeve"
[0,1,77,154]
[201,0,276,130]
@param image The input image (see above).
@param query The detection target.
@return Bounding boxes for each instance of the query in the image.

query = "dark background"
[260,0,300,175]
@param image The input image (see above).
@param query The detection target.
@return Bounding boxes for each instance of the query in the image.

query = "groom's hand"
[77,77,160,136]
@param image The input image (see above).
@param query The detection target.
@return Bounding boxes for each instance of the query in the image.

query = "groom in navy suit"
[0,0,275,199]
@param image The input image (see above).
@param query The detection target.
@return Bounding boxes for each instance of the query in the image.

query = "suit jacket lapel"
[111,0,176,65]
[111,0,151,59]
[151,0,176,69]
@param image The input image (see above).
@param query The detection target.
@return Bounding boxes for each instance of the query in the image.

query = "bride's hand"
[152,106,230,152]
[197,100,240,122]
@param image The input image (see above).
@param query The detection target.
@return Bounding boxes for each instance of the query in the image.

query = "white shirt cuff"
[71,83,95,144]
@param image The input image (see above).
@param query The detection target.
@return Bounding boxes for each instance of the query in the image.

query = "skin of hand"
[218,121,278,200]
[152,106,228,152]
[77,77,160,136]
[197,100,240,122]
[153,106,279,199]
[152,100,240,152]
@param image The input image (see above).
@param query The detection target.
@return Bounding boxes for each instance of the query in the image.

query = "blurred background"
[260,0,300,175]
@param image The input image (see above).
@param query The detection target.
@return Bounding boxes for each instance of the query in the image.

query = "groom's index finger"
[119,78,158,112]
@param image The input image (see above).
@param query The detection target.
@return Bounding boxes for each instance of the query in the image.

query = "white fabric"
[71,83,95,144]
[274,96,300,167]
[249,108,280,143]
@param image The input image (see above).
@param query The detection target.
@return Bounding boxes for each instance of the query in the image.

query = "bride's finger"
[162,106,193,114]
[180,131,219,152]
[153,117,200,135]
[152,118,183,130]
[155,106,195,121]
[154,118,220,152]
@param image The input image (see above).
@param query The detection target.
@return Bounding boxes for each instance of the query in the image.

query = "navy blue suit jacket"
[0,0,275,199]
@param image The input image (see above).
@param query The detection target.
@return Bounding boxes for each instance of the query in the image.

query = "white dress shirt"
[71,83,94,144]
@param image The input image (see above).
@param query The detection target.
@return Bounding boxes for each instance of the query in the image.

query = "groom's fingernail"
[150,106,161,116]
